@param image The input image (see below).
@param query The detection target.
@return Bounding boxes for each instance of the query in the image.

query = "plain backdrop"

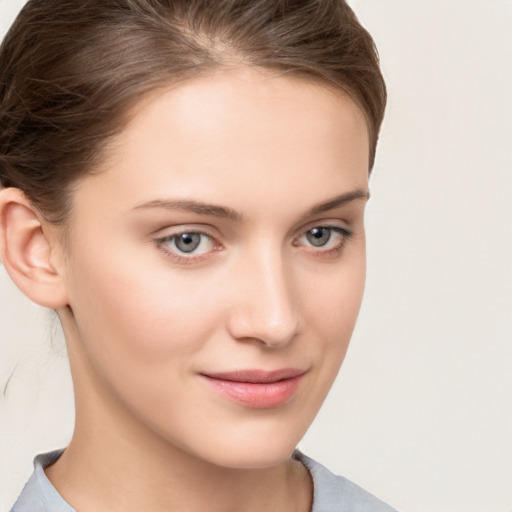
[1,1,511,511]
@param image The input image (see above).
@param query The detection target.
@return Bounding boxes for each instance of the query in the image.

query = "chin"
[204,443,298,470]
[179,418,310,470]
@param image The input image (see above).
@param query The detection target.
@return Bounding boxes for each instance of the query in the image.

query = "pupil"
[306,227,331,247]
[175,233,201,252]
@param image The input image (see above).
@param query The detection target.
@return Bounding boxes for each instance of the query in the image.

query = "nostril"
[261,316,300,348]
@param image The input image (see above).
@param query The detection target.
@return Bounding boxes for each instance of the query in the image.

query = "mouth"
[200,368,307,409]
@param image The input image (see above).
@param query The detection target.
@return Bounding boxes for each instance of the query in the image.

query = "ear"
[0,187,69,309]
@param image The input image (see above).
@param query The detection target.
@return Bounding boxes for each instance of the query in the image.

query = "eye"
[305,227,332,247]
[155,231,217,259]
[173,233,204,253]
[294,225,351,255]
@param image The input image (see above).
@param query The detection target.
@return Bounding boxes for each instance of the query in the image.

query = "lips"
[200,368,306,409]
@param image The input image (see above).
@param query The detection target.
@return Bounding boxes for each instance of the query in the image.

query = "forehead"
[73,68,369,221]
[121,67,369,153]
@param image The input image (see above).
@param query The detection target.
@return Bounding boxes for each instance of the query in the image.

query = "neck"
[46,423,311,512]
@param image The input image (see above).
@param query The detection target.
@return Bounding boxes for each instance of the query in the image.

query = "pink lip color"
[201,369,306,409]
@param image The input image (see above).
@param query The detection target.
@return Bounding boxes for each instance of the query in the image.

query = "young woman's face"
[58,68,370,469]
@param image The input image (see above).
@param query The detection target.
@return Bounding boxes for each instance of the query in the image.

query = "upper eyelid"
[151,220,352,242]
[298,213,352,227]
[155,231,218,249]
[152,223,219,239]
[153,226,349,264]
[294,226,350,243]
[154,232,220,263]
[157,229,212,238]
[293,219,352,238]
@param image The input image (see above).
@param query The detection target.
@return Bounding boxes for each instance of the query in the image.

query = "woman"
[0,1,393,510]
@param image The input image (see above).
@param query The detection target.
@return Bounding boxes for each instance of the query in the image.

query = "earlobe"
[0,187,69,309]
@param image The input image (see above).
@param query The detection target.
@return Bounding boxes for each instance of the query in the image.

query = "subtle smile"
[200,369,307,409]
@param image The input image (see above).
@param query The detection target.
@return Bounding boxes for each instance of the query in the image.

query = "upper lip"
[201,368,307,384]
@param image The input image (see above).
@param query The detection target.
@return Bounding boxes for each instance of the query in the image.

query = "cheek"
[302,247,366,383]
[282,254,366,439]
[304,252,366,340]
[65,249,225,368]
[64,255,225,428]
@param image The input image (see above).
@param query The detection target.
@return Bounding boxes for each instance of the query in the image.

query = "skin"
[0,67,369,512]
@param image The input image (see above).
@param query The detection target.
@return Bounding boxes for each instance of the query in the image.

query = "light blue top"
[10,450,398,512]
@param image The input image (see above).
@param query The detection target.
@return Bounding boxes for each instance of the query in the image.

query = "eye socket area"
[153,222,353,264]
[293,225,352,255]
[155,230,220,261]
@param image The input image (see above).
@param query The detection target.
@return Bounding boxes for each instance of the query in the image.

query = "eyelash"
[294,226,352,258]
[154,225,352,264]
[154,230,220,265]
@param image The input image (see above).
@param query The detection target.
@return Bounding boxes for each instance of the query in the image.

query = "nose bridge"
[228,241,300,347]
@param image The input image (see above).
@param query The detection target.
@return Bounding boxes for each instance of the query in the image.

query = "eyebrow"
[308,189,370,216]
[132,188,369,221]
[132,199,243,221]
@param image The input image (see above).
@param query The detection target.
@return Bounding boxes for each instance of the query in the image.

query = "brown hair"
[0,0,386,225]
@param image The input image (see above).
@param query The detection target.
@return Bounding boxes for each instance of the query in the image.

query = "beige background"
[1,1,511,511]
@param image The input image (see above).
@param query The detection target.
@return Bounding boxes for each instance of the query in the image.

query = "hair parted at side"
[0,0,386,224]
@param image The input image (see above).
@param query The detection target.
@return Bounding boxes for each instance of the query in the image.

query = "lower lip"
[201,375,303,409]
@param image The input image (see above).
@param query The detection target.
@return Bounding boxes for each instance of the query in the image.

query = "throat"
[44,440,313,512]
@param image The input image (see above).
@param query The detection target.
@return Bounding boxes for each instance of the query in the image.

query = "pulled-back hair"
[0,0,386,224]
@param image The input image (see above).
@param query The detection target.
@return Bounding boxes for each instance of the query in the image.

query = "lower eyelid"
[154,225,351,261]
[154,231,223,264]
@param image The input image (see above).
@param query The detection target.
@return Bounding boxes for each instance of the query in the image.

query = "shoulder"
[294,451,399,512]
[9,450,75,512]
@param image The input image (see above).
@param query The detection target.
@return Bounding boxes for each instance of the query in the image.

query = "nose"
[226,249,301,348]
